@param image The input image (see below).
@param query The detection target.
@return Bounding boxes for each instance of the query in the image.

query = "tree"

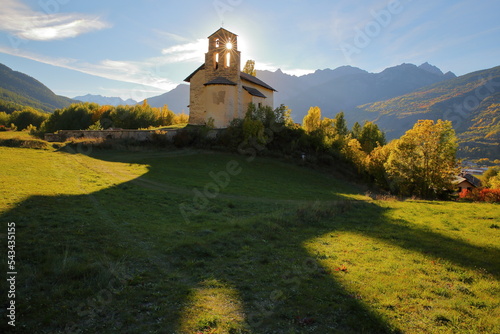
[351,122,362,139]
[243,60,257,76]
[41,103,96,132]
[302,107,322,133]
[483,167,500,188]
[334,112,348,137]
[358,121,386,153]
[385,119,458,198]
[341,138,367,173]
[10,107,49,130]
[0,112,10,126]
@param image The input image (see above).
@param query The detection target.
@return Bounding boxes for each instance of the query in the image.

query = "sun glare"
[226,42,233,50]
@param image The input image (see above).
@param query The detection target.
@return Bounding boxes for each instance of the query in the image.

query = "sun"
[226,42,233,50]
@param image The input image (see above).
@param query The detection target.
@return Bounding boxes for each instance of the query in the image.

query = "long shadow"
[1,148,498,333]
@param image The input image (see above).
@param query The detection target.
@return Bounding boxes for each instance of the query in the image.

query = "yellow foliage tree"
[302,106,322,133]
[385,119,458,198]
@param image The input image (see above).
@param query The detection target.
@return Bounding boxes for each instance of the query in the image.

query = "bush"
[459,188,500,203]
[0,137,50,150]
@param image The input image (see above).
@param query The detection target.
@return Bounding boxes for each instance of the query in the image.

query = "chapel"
[184,28,276,128]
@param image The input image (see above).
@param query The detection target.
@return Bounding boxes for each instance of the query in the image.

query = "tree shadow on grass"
[1,150,498,333]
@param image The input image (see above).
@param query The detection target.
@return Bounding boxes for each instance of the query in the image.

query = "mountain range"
[73,94,137,106]
[0,61,498,159]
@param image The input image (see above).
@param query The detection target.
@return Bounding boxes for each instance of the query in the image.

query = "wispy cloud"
[161,39,206,63]
[0,45,178,93]
[253,61,314,77]
[0,0,109,41]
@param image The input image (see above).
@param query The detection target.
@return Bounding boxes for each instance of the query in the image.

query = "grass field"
[0,133,499,333]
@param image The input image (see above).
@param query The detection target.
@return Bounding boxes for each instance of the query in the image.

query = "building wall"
[205,84,239,128]
[457,180,475,192]
[188,69,207,125]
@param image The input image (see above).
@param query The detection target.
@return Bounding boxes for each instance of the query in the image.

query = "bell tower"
[205,28,241,83]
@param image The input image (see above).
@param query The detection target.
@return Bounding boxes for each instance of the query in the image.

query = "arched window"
[226,53,231,67]
[215,38,220,48]
[214,53,219,69]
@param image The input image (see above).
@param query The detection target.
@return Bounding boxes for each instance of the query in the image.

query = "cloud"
[0,0,110,41]
[253,61,314,77]
[161,39,206,63]
[0,45,178,93]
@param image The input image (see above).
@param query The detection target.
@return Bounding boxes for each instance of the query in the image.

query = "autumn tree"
[341,138,367,173]
[243,60,257,76]
[385,119,458,198]
[302,106,322,133]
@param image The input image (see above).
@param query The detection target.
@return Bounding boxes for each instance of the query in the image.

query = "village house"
[454,172,482,193]
[184,28,276,128]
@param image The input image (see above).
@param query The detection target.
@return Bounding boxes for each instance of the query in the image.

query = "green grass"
[0,135,499,333]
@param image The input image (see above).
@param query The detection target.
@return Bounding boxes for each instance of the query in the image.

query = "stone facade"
[185,28,276,128]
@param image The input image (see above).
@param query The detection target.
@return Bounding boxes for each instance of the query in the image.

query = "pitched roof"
[243,86,267,98]
[184,64,206,82]
[462,173,482,187]
[208,27,238,39]
[204,77,237,86]
[241,72,277,91]
[184,64,277,92]
[454,173,482,188]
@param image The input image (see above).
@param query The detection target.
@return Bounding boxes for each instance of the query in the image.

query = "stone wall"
[44,129,178,142]
[44,128,221,143]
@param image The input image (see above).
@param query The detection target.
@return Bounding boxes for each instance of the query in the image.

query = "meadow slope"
[0,137,499,333]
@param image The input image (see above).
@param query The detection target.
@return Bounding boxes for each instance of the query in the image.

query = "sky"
[0,0,499,101]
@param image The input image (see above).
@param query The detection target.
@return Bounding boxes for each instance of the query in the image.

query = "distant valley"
[1,61,498,159]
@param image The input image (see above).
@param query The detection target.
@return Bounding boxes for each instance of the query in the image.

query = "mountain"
[144,63,454,119]
[73,94,137,106]
[357,65,500,159]
[144,84,190,113]
[0,63,75,113]
[261,63,456,122]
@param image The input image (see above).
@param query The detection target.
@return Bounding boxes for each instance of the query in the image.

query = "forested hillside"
[0,63,75,112]
[358,66,500,159]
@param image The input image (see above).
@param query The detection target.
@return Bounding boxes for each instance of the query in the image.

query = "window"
[214,53,219,69]
[215,38,220,48]
[226,53,231,67]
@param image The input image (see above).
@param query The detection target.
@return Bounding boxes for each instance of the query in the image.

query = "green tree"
[10,107,49,130]
[358,121,386,153]
[0,112,9,126]
[351,122,362,139]
[334,112,348,137]
[41,103,97,133]
[385,119,458,198]
[243,60,257,76]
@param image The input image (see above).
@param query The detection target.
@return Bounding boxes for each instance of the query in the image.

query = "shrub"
[459,188,500,203]
[481,189,500,203]
[0,137,50,150]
